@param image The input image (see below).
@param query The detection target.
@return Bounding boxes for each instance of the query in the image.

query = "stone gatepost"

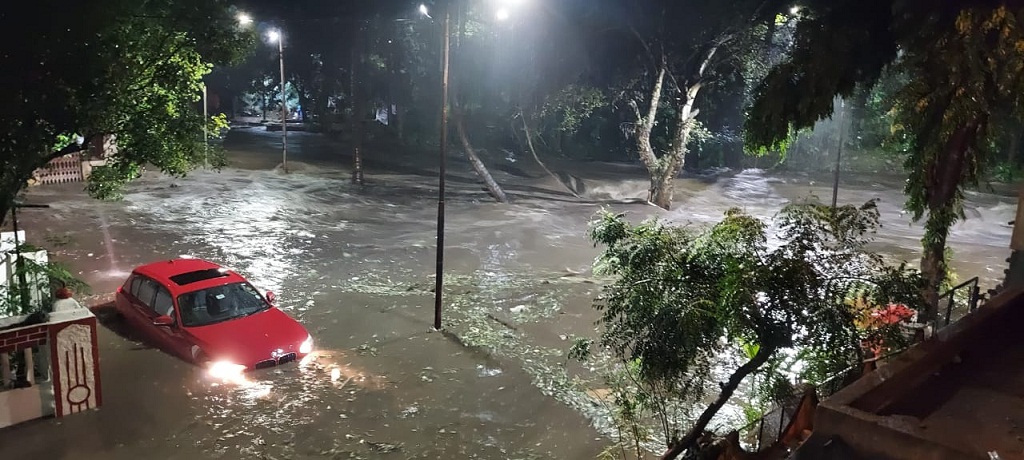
[0,309,102,428]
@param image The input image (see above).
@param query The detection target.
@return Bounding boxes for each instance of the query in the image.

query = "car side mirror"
[153,315,175,327]
[266,291,276,304]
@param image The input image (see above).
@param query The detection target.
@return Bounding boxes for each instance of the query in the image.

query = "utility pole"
[278,36,289,173]
[831,99,846,209]
[433,0,451,331]
[202,83,209,168]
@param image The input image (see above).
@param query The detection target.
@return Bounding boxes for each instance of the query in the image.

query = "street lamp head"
[418,4,431,17]
[237,12,253,26]
[495,7,510,21]
[267,29,281,43]
[789,5,801,15]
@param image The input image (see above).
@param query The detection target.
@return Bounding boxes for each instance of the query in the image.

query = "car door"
[126,276,160,340]
[116,275,143,319]
[150,287,193,361]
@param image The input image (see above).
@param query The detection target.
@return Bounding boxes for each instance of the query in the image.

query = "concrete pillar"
[0,353,10,387]
[1011,186,1024,250]
[1005,186,1024,289]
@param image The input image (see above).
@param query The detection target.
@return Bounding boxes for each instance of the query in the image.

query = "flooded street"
[2,128,1017,459]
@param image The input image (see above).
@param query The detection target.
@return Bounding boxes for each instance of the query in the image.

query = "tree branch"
[660,343,776,459]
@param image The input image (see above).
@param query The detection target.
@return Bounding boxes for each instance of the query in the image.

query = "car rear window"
[169,268,230,286]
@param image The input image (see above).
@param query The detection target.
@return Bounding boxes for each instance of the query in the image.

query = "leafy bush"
[575,200,925,458]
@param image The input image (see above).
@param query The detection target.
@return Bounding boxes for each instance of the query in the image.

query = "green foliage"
[744,0,898,154]
[0,245,90,317]
[989,163,1024,183]
[898,6,1024,220]
[579,199,924,454]
[745,2,1024,317]
[0,0,254,219]
[85,163,141,201]
[541,85,608,135]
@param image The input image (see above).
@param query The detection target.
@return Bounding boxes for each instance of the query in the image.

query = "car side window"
[152,287,174,318]
[129,276,143,297]
[135,278,159,308]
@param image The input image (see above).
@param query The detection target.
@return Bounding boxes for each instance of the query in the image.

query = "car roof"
[133,258,247,292]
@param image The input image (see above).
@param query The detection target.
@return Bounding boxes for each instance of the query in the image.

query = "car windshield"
[177,282,270,327]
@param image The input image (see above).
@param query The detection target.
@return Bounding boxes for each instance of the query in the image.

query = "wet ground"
[1,127,1017,459]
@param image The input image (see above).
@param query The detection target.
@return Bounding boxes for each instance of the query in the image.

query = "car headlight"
[207,361,247,382]
[299,334,314,354]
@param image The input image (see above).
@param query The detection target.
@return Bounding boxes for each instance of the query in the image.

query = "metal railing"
[738,277,986,453]
[939,276,982,327]
[738,364,861,452]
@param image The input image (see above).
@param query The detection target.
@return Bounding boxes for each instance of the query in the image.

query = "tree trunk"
[350,23,364,185]
[631,63,667,191]
[919,122,979,322]
[1009,129,1021,166]
[650,171,674,209]
[920,217,950,321]
[661,345,776,460]
[387,23,399,140]
[648,83,701,210]
[295,81,309,123]
[456,116,508,203]
[519,111,580,198]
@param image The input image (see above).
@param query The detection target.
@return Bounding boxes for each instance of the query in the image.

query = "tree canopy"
[0,0,253,219]
[744,1,1024,318]
[580,202,923,458]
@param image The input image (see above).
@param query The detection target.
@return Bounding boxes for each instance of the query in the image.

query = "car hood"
[187,307,309,367]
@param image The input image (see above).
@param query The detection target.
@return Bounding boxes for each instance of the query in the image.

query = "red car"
[114,258,312,377]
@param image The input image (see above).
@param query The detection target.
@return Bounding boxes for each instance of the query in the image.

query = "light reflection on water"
[14,143,1020,458]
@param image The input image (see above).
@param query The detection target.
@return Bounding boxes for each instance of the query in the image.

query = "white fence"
[0,231,51,317]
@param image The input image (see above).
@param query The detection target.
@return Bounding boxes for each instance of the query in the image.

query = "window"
[177,282,270,327]
[169,269,230,286]
[129,276,143,297]
[152,287,174,318]
[135,278,159,307]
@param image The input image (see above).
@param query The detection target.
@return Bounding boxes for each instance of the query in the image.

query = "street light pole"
[831,99,846,209]
[202,83,209,168]
[433,1,451,331]
[277,36,289,174]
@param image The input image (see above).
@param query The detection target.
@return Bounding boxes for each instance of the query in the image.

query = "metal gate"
[33,155,84,185]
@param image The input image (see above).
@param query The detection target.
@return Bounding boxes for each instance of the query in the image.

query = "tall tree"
[608,0,784,209]
[0,0,253,219]
[744,1,1024,320]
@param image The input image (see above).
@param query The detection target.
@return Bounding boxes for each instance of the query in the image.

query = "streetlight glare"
[789,5,801,15]
[495,7,510,21]
[237,12,253,26]
[418,4,431,18]
[267,29,281,43]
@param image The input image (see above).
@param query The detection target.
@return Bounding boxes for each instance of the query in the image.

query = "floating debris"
[366,441,402,453]
[400,405,420,418]
[477,365,503,377]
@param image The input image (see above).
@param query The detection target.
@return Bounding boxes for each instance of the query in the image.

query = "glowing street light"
[428,0,529,331]
[267,29,289,173]
[789,5,801,15]
[237,12,253,26]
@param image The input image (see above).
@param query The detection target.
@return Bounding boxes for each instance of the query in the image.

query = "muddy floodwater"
[2,128,1016,459]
